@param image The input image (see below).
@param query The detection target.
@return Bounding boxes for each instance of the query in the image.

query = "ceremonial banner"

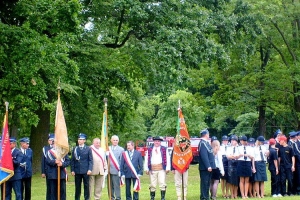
[172,107,193,174]
[54,93,69,160]
[100,109,107,151]
[0,105,14,184]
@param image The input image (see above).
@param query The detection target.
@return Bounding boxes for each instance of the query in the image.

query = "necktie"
[259,146,264,161]
[80,146,83,150]
[244,146,247,160]
[233,147,235,154]
[155,148,158,154]
[130,151,133,160]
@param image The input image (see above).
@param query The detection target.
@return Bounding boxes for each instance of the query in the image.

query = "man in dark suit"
[120,141,143,200]
[70,133,93,200]
[41,133,55,200]
[6,137,24,200]
[45,144,70,200]
[198,129,216,200]
[19,137,33,200]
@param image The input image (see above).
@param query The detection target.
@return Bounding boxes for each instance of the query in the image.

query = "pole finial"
[178,100,181,109]
[104,98,108,105]
[5,102,9,111]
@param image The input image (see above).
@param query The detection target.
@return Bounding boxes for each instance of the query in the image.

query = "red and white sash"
[122,151,141,192]
[90,146,105,168]
[109,146,125,186]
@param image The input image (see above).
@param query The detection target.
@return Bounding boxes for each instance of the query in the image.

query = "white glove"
[118,171,121,177]
[121,175,125,183]
[105,151,109,156]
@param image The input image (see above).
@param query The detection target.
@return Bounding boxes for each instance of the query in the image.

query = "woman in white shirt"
[210,138,225,200]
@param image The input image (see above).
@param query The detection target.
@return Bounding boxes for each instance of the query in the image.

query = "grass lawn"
[23,164,299,199]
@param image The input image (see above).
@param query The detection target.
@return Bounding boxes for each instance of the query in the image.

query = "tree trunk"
[258,105,266,136]
[30,108,50,174]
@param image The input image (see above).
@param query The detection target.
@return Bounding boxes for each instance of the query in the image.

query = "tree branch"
[272,20,297,61]
[266,37,289,67]
[102,30,135,48]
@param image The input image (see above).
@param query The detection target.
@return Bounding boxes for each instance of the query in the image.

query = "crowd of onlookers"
[209,129,300,199]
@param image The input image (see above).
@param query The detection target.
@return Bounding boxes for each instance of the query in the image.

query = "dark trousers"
[280,166,293,195]
[75,174,90,200]
[5,180,22,200]
[125,178,139,200]
[47,179,66,200]
[269,170,279,195]
[110,174,121,200]
[200,170,212,200]
[46,177,51,200]
[21,177,31,200]
[293,167,300,194]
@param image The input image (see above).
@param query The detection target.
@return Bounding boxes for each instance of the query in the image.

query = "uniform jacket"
[45,150,70,179]
[20,148,33,178]
[9,148,24,181]
[109,145,124,175]
[120,150,143,178]
[90,146,107,176]
[198,139,216,171]
[70,145,93,174]
[41,145,52,175]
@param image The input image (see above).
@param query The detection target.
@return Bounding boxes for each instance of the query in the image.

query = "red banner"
[0,111,14,184]
[172,108,192,174]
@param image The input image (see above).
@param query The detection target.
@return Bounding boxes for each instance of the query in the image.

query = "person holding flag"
[144,136,170,200]
[6,137,24,200]
[108,135,124,200]
[0,102,14,199]
[171,105,193,200]
[45,144,70,200]
[89,138,107,200]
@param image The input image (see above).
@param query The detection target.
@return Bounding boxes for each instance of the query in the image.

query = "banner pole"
[181,173,184,200]
[58,166,61,200]
[104,98,112,200]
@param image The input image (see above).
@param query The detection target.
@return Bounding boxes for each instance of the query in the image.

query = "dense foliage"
[1,0,300,172]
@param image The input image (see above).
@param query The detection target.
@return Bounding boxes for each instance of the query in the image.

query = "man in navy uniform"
[120,141,143,200]
[198,129,216,200]
[45,143,70,200]
[6,137,24,200]
[41,133,55,200]
[71,133,93,200]
[19,137,33,200]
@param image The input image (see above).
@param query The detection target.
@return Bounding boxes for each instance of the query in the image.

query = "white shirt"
[237,145,254,161]
[151,146,162,164]
[253,145,267,161]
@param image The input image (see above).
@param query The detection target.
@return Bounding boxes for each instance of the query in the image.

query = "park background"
[1,0,300,175]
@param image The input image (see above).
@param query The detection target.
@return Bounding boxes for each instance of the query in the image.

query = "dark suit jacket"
[9,148,24,181]
[70,145,93,174]
[120,150,143,178]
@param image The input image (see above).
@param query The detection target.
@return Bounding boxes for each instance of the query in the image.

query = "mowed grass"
[13,164,299,199]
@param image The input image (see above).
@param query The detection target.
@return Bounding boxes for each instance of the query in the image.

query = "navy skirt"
[227,160,239,186]
[221,156,229,180]
[212,168,221,180]
[253,161,267,181]
[237,160,252,177]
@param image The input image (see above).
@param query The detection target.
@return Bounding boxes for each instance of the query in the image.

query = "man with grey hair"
[108,135,124,200]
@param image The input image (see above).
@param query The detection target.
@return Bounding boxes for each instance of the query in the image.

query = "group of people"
[198,128,300,200]
[0,137,33,200]
[6,127,300,200]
